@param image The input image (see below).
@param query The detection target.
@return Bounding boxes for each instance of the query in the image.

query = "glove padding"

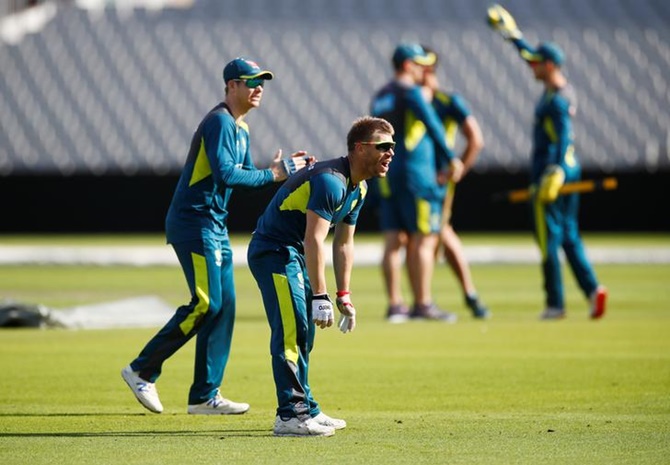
[538,165,565,203]
[281,155,312,177]
[335,292,356,334]
[312,294,334,329]
[486,4,522,40]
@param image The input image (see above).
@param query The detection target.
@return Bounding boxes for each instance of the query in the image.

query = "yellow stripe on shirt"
[405,113,426,152]
[279,181,310,213]
[189,138,212,186]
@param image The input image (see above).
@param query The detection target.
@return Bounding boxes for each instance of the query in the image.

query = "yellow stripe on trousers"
[534,198,548,260]
[273,273,299,365]
[179,252,210,334]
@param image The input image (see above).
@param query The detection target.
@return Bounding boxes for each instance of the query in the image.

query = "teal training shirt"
[511,38,580,183]
[166,103,274,244]
[529,85,579,182]
[370,80,454,201]
[432,90,471,172]
[252,157,366,252]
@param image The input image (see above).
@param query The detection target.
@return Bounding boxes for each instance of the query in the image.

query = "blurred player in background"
[247,116,394,437]
[422,46,490,319]
[371,43,463,323]
[122,57,312,414]
[487,5,607,320]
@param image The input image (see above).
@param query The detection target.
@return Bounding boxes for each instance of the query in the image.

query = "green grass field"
[1,234,669,464]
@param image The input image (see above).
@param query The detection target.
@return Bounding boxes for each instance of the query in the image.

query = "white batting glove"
[312,294,334,329]
[282,152,314,176]
[335,291,356,334]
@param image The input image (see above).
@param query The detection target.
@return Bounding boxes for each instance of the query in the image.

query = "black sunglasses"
[359,141,396,152]
[234,78,265,88]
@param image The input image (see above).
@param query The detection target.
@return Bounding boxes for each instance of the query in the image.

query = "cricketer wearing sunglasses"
[122,57,313,415]
[247,117,395,437]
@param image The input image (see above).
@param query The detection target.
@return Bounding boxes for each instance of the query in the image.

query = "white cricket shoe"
[313,412,346,430]
[273,416,335,437]
[121,365,163,413]
[539,307,566,320]
[187,390,249,415]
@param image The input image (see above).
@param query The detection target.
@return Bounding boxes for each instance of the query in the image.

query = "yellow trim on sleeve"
[179,253,210,334]
[272,273,299,365]
[444,119,458,149]
[434,92,451,106]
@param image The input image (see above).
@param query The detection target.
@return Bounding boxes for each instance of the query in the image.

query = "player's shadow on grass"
[0,413,151,417]
[0,430,272,438]
[0,413,273,436]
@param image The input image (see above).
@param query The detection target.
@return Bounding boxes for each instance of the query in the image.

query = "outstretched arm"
[486,4,538,61]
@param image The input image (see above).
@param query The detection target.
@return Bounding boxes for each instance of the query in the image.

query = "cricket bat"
[441,182,456,226]
[495,177,618,203]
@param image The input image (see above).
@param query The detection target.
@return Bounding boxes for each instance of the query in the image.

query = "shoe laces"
[136,381,155,394]
[206,391,225,408]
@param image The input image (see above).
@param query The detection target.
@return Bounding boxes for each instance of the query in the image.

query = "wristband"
[336,290,350,298]
[313,293,330,301]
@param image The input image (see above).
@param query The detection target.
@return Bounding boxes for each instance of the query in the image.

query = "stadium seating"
[0,0,668,175]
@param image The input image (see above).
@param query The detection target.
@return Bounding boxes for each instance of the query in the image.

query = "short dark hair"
[347,117,394,152]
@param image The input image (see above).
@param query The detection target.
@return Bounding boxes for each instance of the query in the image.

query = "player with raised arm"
[487,5,607,320]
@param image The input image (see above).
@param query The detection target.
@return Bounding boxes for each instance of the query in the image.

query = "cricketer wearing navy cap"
[391,43,437,68]
[487,4,608,321]
[520,42,565,66]
[371,42,464,322]
[121,55,312,417]
[223,57,274,83]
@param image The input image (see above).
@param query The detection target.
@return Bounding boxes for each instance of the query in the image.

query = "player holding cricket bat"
[487,4,607,320]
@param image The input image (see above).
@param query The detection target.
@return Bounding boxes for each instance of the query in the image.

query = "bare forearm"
[333,223,355,291]
[304,236,328,295]
[333,241,353,292]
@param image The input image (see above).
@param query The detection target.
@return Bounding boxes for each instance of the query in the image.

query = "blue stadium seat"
[0,0,668,174]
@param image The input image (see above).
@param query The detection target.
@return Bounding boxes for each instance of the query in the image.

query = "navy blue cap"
[392,43,437,68]
[223,57,274,83]
[521,42,565,66]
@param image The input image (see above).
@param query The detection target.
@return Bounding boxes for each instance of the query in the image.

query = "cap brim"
[240,70,274,80]
[520,49,543,63]
[412,53,437,66]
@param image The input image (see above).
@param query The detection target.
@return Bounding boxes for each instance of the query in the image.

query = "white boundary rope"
[1,244,668,266]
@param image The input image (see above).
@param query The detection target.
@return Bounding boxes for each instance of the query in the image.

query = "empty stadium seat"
[0,0,668,175]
